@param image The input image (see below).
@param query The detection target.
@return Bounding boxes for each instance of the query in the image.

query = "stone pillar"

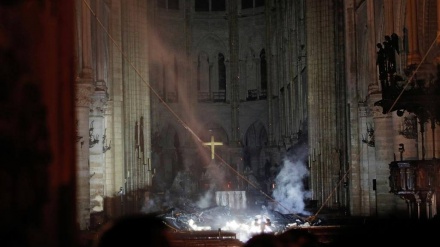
[384,0,394,33]
[406,0,421,65]
[89,82,107,229]
[306,0,340,206]
[75,81,93,230]
[265,0,275,145]
[367,0,377,87]
[435,0,440,64]
[75,0,95,230]
[184,0,195,106]
[95,0,109,86]
[228,0,240,145]
[118,0,151,214]
[371,93,399,217]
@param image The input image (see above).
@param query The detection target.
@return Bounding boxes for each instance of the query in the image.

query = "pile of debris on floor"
[155,199,324,243]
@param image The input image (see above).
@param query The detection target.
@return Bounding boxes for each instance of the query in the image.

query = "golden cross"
[203,135,223,160]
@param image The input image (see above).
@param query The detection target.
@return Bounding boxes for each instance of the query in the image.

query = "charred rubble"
[147,193,323,236]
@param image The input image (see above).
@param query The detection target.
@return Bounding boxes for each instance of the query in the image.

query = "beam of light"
[82,0,347,223]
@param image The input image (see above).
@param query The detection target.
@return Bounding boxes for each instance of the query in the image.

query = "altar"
[215,191,247,209]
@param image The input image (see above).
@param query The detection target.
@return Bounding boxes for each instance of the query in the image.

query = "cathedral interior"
[2,0,440,246]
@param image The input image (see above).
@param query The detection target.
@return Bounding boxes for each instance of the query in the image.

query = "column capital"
[90,80,108,116]
[75,79,94,107]
[80,67,94,80]
[90,97,108,116]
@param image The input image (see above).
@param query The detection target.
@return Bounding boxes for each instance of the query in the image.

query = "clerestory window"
[158,0,179,10]
[195,0,226,12]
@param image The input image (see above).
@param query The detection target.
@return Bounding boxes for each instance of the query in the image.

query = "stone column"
[367,0,377,87]
[406,0,421,65]
[228,0,240,145]
[265,0,275,145]
[384,0,394,33]
[89,82,107,229]
[95,0,109,86]
[306,0,342,206]
[75,81,93,230]
[184,0,195,106]
[371,94,399,217]
[436,0,440,64]
[75,0,95,231]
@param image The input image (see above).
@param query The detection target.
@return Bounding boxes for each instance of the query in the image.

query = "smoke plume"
[272,143,311,214]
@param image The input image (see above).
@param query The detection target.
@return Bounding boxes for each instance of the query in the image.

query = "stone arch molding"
[240,29,264,59]
[193,34,228,62]
[159,122,185,149]
[243,120,268,178]
[201,121,229,145]
[243,120,268,147]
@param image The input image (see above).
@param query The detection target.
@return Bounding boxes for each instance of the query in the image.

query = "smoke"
[272,144,311,214]
[196,161,226,208]
[196,190,213,208]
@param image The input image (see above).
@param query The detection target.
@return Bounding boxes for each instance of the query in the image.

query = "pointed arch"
[194,34,228,100]
[194,34,227,55]
[243,121,268,177]
[158,123,184,188]
[218,53,226,91]
[244,121,267,147]
[197,51,210,96]
[201,122,229,145]
[243,47,257,100]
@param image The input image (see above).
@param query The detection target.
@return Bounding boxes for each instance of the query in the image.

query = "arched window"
[241,0,264,9]
[195,0,209,11]
[241,0,253,9]
[158,0,179,10]
[168,0,179,9]
[212,0,226,11]
[197,52,210,102]
[158,0,166,8]
[218,53,226,90]
[255,0,264,7]
[260,49,267,96]
[196,0,225,12]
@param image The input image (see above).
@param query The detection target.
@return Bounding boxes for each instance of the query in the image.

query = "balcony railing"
[197,91,226,102]
[246,89,267,101]
[198,92,211,102]
[259,89,267,99]
[212,92,226,102]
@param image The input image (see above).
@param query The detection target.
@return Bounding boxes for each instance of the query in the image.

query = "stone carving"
[90,80,108,115]
[75,82,93,107]
[90,97,107,115]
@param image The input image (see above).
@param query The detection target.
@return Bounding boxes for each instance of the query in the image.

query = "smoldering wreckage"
[143,190,324,243]
[142,143,330,243]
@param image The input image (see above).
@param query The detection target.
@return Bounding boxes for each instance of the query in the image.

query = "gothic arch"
[157,123,184,188]
[193,33,227,58]
[196,51,210,93]
[201,122,229,144]
[243,121,268,177]
[194,34,228,96]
